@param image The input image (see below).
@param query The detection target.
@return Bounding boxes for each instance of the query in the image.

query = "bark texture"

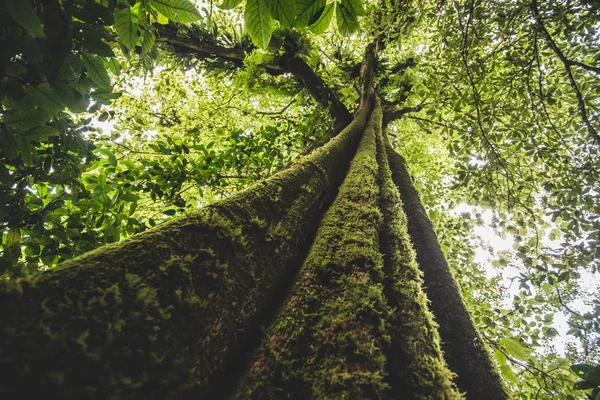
[0,108,369,398]
[384,136,509,399]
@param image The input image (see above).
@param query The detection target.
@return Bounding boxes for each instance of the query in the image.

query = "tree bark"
[0,108,369,398]
[384,137,509,399]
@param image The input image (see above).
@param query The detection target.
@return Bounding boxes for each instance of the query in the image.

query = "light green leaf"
[335,0,360,35]
[81,53,111,89]
[501,338,530,361]
[270,0,296,28]
[22,126,61,141]
[218,0,243,10]
[32,84,64,114]
[296,0,325,28]
[501,365,519,385]
[5,0,45,38]
[114,7,139,50]
[141,30,156,54]
[148,0,201,23]
[494,350,507,366]
[245,0,272,48]
[308,2,333,34]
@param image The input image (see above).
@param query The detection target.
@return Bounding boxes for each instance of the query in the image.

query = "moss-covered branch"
[0,108,370,398]
[374,98,460,399]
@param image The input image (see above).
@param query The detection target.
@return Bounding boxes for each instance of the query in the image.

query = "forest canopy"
[0,0,599,398]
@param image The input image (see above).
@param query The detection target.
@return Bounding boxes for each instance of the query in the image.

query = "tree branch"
[382,104,423,128]
[530,0,600,148]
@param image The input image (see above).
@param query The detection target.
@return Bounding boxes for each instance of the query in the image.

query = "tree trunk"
[384,136,509,399]
[0,108,369,398]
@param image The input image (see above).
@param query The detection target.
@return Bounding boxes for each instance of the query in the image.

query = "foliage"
[1,0,599,397]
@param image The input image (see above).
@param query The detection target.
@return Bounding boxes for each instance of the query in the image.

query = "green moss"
[0,106,371,398]
[235,102,390,399]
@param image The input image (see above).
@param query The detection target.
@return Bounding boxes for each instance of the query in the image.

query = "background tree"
[0,0,599,398]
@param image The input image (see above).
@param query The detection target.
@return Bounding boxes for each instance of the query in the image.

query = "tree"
[1,0,599,398]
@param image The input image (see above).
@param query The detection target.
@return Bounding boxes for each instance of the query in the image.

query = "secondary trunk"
[384,135,509,399]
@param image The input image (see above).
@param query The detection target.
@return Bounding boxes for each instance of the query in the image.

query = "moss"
[235,101,390,399]
[0,108,371,398]
[373,97,461,399]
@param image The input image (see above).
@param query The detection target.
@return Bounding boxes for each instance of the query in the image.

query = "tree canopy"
[1,0,599,398]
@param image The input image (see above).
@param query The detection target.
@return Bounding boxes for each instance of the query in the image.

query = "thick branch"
[382,104,423,128]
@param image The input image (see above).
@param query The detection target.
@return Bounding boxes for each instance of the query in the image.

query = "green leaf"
[114,7,139,51]
[245,0,272,48]
[51,83,89,113]
[501,365,519,385]
[335,0,360,34]
[501,338,530,361]
[2,110,48,130]
[32,84,64,114]
[141,30,156,54]
[572,364,600,385]
[81,53,112,89]
[5,0,45,38]
[121,193,141,202]
[22,125,61,141]
[494,350,507,366]
[308,2,334,34]
[218,0,243,10]
[148,0,201,23]
[296,0,325,28]
[270,0,296,28]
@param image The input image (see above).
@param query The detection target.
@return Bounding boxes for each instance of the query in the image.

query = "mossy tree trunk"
[0,46,507,399]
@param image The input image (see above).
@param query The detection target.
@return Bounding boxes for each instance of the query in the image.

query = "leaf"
[245,0,272,48]
[308,2,334,34]
[572,364,600,385]
[5,229,21,256]
[22,126,61,141]
[2,110,48,130]
[5,0,45,38]
[32,84,64,114]
[219,0,243,10]
[120,193,141,202]
[114,7,139,51]
[141,30,156,54]
[296,0,325,28]
[51,83,89,113]
[494,350,507,366]
[501,338,530,361]
[81,53,111,89]
[501,365,519,385]
[335,0,361,34]
[148,0,201,23]
[270,0,296,28]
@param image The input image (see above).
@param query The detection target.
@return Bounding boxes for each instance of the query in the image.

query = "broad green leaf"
[32,84,64,114]
[270,0,296,28]
[218,0,243,10]
[148,0,201,23]
[22,126,61,141]
[308,2,334,34]
[51,83,89,113]
[335,0,360,34]
[501,365,519,385]
[494,350,507,366]
[114,7,139,50]
[5,0,45,38]
[571,364,600,385]
[141,30,156,54]
[5,229,21,256]
[105,58,122,76]
[81,53,111,89]
[245,0,272,48]
[121,193,141,202]
[501,338,530,361]
[2,110,48,130]
[296,0,325,28]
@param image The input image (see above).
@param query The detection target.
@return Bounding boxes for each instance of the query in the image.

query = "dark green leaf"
[308,2,333,34]
[5,0,45,38]
[81,53,111,89]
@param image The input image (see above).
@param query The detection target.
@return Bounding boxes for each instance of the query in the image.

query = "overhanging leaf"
[148,0,201,23]
[141,30,156,54]
[2,110,48,130]
[81,53,112,89]
[501,338,531,362]
[32,84,64,114]
[5,0,45,38]
[296,0,326,28]
[114,6,139,50]
[270,0,296,29]
[22,126,61,141]
[308,2,333,34]
[335,0,360,35]
[218,0,243,10]
[245,0,272,48]
[51,83,90,113]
